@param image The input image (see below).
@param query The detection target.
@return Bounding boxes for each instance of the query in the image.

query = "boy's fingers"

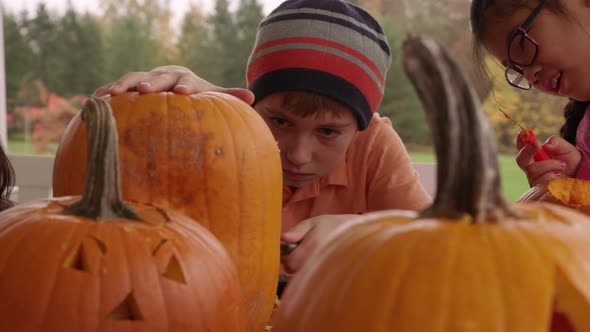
[218,88,256,105]
[282,239,312,274]
[281,218,317,243]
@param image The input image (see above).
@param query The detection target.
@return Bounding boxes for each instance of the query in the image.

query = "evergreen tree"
[235,0,264,84]
[55,7,105,96]
[177,5,215,81]
[208,0,241,87]
[3,12,35,109]
[77,13,106,93]
[104,15,160,81]
[27,4,61,93]
[379,15,430,145]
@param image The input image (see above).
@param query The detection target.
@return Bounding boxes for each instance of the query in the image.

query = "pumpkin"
[52,92,282,331]
[271,35,590,332]
[0,96,246,331]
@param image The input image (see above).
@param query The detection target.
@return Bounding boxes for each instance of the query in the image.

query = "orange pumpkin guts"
[0,97,246,331]
[271,35,590,332]
[520,178,590,215]
[52,92,282,331]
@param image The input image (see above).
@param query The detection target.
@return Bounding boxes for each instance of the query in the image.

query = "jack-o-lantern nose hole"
[106,292,143,321]
[550,310,574,332]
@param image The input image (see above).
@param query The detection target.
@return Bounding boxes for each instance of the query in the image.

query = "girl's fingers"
[516,140,543,170]
[515,129,527,150]
[529,170,562,187]
[525,160,566,186]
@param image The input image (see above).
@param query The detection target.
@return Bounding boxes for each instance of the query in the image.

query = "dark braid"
[560,100,589,145]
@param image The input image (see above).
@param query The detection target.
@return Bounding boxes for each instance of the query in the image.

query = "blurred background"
[0,0,568,201]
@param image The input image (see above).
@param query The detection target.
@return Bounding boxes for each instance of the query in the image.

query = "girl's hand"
[280,214,363,274]
[516,133,581,186]
[93,65,255,105]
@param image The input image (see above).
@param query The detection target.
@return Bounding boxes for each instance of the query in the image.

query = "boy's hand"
[516,134,581,186]
[280,214,362,274]
[93,65,255,105]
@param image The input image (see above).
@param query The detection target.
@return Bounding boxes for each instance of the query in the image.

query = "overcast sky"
[2,0,285,24]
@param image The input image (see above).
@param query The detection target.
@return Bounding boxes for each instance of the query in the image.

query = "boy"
[96,0,431,279]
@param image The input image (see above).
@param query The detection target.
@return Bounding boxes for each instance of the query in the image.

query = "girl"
[0,145,15,211]
[470,0,590,186]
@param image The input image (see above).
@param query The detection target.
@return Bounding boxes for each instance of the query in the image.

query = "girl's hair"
[0,146,15,211]
[469,0,584,144]
[560,100,590,145]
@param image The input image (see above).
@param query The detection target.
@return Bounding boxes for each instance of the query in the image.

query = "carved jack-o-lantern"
[0,97,246,331]
[52,92,282,331]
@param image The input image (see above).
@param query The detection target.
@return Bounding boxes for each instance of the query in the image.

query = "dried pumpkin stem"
[64,96,140,220]
[401,35,514,222]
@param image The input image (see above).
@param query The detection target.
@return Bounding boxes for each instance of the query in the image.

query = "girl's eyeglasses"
[505,0,548,90]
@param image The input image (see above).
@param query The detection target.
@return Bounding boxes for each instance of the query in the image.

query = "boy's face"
[254,93,358,188]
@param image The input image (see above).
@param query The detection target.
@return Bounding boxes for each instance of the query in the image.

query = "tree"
[26,4,61,94]
[100,0,173,80]
[208,0,241,87]
[54,7,105,96]
[235,0,264,84]
[177,4,215,80]
[379,15,430,146]
[3,12,35,111]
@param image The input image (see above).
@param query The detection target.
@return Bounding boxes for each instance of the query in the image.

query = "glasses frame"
[505,0,549,90]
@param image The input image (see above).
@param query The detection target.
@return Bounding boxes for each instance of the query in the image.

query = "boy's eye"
[318,128,340,137]
[270,117,289,127]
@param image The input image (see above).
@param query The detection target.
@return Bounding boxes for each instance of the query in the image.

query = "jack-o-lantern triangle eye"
[106,291,143,321]
[163,254,187,284]
[151,238,187,284]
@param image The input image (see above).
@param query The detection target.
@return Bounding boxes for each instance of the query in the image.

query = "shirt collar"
[319,158,348,188]
[282,158,349,204]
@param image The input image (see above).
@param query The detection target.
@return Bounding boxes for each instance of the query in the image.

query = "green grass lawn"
[7,137,530,203]
[409,151,529,203]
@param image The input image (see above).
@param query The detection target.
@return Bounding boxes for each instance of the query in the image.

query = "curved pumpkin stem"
[401,35,514,222]
[64,96,140,220]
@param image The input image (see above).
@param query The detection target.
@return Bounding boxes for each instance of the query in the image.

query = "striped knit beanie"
[246,0,391,130]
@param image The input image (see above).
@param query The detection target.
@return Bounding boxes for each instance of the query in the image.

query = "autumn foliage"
[11,80,85,154]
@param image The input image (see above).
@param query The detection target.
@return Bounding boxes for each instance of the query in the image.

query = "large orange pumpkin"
[271,35,590,332]
[52,92,282,331]
[0,97,246,331]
